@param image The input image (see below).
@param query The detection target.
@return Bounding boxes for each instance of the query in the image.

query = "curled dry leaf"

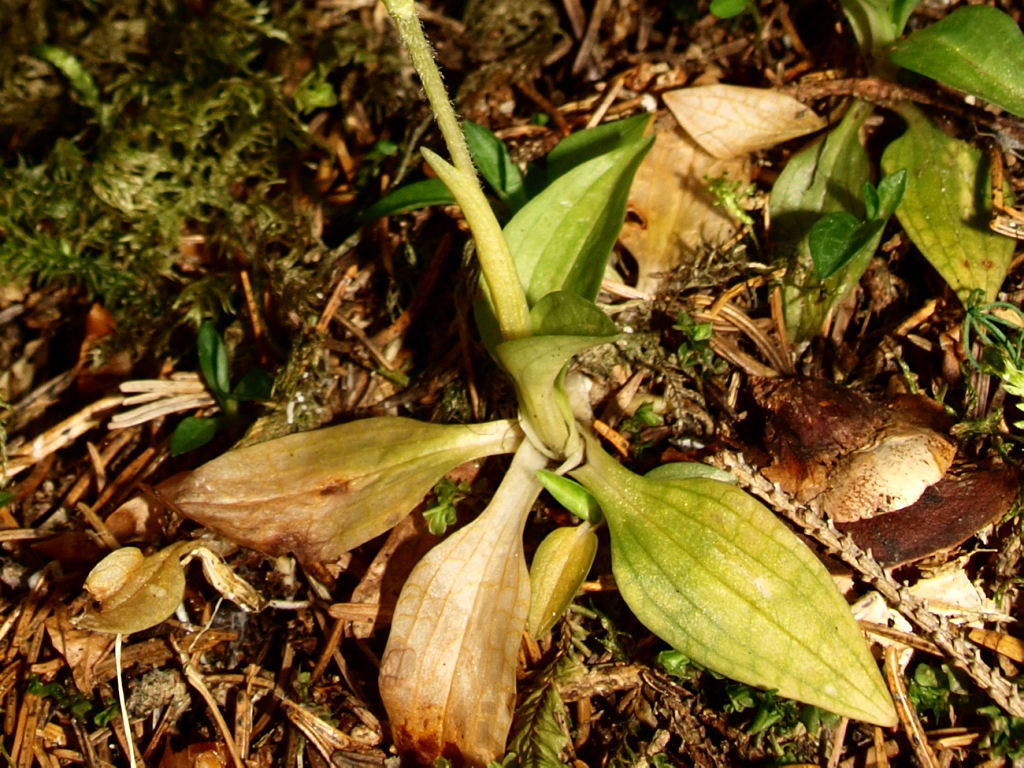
[753,377,955,521]
[663,84,826,160]
[74,543,189,634]
[619,122,749,292]
[165,417,522,568]
[379,442,548,765]
[73,541,266,634]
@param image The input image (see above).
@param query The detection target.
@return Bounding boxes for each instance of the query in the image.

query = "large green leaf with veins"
[572,436,898,727]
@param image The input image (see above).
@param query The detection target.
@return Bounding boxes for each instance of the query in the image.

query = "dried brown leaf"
[619,124,748,291]
[663,84,826,160]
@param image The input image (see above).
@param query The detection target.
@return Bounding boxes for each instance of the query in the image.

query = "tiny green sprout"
[422,477,470,536]
[709,0,748,19]
[673,311,717,370]
[705,173,756,229]
[620,401,664,435]
[657,649,696,678]
[535,470,602,523]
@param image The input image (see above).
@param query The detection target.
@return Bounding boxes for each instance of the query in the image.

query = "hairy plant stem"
[382,0,531,341]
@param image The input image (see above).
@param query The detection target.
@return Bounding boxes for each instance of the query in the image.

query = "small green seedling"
[169,322,273,455]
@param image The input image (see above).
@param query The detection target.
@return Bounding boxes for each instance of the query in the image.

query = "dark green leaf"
[464,121,527,212]
[808,211,860,280]
[890,6,1024,117]
[362,178,454,220]
[862,181,880,221]
[710,0,748,19]
[233,369,274,401]
[197,322,231,399]
[876,168,907,215]
[170,416,223,456]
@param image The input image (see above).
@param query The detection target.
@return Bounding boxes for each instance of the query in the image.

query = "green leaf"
[881,105,1015,304]
[464,121,527,213]
[890,6,1024,118]
[197,322,231,400]
[644,462,737,486]
[507,677,571,768]
[504,125,653,305]
[838,0,916,65]
[710,0,748,19]
[495,293,618,457]
[571,436,898,727]
[33,45,101,114]
[536,470,602,522]
[876,169,907,214]
[528,524,598,638]
[540,114,651,186]
[170,416,223,456]
[232,369,274,401]
[771,100,873,340]
[808,212,860,280]
[362,178,455,220]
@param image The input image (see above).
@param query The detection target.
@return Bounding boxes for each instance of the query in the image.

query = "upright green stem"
[383,0,531,339]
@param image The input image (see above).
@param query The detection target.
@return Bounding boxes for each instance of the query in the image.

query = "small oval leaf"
[528,524,599,638]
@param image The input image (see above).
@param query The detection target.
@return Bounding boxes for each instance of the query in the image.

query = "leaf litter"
[3,0,1024,766]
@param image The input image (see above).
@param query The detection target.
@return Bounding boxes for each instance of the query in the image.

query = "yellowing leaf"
[528,524,598,638]
[166,417,521,568]
[663,85,826,160]
[379,442,549,765]
[619,125,748,292]
[74,544,189,634]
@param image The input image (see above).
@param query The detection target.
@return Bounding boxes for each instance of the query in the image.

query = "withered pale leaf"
[167,417,521,567]
[74,543,190,634]
[619,124,748,292]
[379,441,548,765]
[663,84,826,160]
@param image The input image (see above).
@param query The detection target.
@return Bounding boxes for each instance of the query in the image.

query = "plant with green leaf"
[170,322,273,456]
[774,0,1021,342]
[80,1,897,763]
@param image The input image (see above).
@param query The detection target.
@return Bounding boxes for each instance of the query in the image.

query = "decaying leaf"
[74,543,190,634]
[754,377,955,521]
[836,469,1018,566]
[619,122,749,291]
[663,84,826,160]
[819,425,955,523]
[164,417,522,568]
[379,442,548,765]
[752,377,1015,565]
[73,540,265,634]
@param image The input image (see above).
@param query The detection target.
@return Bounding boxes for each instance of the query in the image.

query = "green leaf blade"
[464,121,527,213]
[881,105,1014,303]
[362,178,455,220]
[890,6,1024,117]
[572,440,897,727]
[505,126,653,304]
